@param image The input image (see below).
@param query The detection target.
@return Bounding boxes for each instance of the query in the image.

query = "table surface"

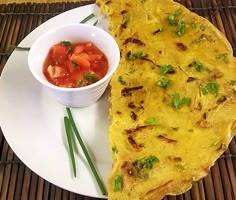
[0,0,236,199]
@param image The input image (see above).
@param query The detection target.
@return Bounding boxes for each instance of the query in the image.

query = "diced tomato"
[66,60,77,73]
[73,45,84,54]
[43,41,108,88]
[70,53,91,70]
[47,65,67,79]
[52,44,69,60]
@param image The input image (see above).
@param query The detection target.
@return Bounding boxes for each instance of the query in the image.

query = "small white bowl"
[28,23,120,107]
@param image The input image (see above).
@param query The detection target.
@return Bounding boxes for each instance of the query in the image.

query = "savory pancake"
[96,0,236,199]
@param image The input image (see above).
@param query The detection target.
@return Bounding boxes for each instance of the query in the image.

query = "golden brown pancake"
[96,0,236,199]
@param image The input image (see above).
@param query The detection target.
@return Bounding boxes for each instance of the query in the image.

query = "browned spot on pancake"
[128,102,144,110]
[168,156,182,162]
[120,10,128,14]
[128,136,144,151]
[121,86,143,96]
[196,119,211,128]
[105,0,112,4]
[194,102,202,111]
[141,57,160,67]
[153,28,162,35]
[216,143,227,151]
[208,68,224,81]
[157,135,178,144]
[125,125,149,135]
[130,111,138,120]
[176,42,187,51]
[187,77,196,82]
[123,37,145,46]
[121,161,138,177]
[202,112,207,120]
[217,96,227,104]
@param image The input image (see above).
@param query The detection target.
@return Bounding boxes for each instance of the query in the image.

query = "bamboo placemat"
[0,0,236,199]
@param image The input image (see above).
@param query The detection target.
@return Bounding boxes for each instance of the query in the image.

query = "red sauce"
[43,41,108,88]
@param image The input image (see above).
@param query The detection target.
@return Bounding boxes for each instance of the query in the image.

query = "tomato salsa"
[43,41,108,88]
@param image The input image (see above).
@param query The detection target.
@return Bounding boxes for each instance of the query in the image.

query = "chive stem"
[93,20,98,26]
[80,13,95,23]
[66,107,107,195]
[9,45,30,51]
[64,116,77,177]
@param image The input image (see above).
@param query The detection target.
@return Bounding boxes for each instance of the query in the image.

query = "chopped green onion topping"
[114,175,122,192]
[200,24,206,31]
[127,51,145,60]
[195,61,204,72]
[72,61,79,69]
[112,146,118,154]
[77,80,83,87]
[84,73,97,83]
[118,76,126,85]
[156,77,170,88]
[175,20,185,36]
[145,117,158,126]
[93,20,98,26]
[215,53,229,64]
[171,127,179,131]
[123,14,130,25]
[61,41,71,47]
[135,155,159,170]
[167,9,182,25]
[160,64,174,75]
[170,92,190,109]
[190,22,196,28]
[201,82,219,96]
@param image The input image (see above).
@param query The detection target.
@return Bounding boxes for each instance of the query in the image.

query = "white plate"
[0,4,111,199]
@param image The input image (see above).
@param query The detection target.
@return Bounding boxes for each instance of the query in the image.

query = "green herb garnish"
[61,41,71,47]
[200,24,206,31]
[64,116,76,177]
[123,14,130,25]
[160,64,174,75]
[156,77,170,88]
[175,20,185,36]
[190,22,196,28]
[167,9,182,25]
[114,175,122,192]
[118,76,126,85]
[93,20,98,26]
[127,51,145,60]
[170,92,190,109]
[145,117,158,126]
[135,155,159,170]
[171,127,179,131]
[201,82,219,96]
[77,80,83,87]
[112,146,118,154]
[84,73,97,83]
[195,61,204,72]
[72,61,79,69]
[66,108,107,195]
[215,53,229,64]
[80,13,95,23]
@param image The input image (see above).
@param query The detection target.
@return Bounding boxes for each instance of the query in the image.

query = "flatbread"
[96,0,236,199]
